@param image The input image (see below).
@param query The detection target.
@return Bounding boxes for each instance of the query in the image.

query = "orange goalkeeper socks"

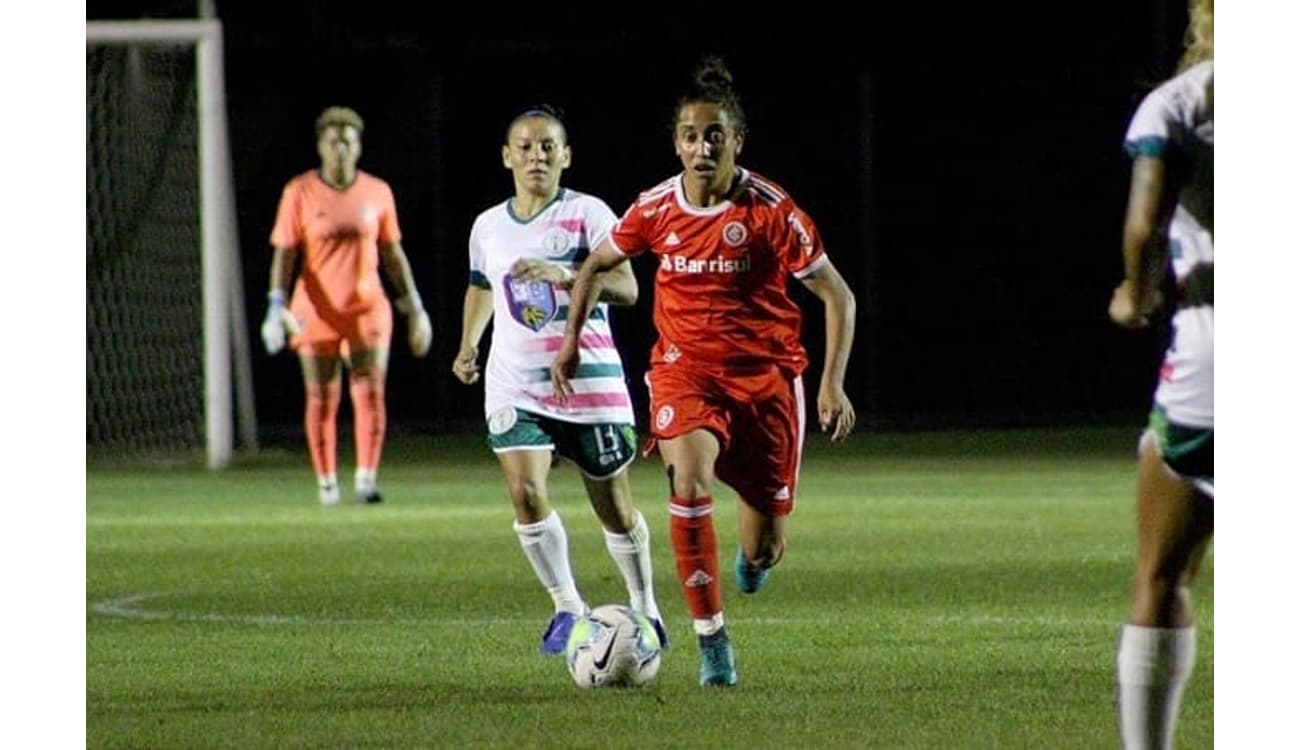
[349,375,386,473]
[305,380,341,478]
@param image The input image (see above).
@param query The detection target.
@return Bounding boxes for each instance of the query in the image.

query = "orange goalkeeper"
[262,106,432,506]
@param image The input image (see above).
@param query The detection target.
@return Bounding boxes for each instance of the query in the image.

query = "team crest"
[655,405,675,430]
[722,221,749,247]
[542,228,570,258]
[504,272,558,332]
[488,407,518,436]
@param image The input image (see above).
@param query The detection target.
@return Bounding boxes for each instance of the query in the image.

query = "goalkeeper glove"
[260,289,300,354]
[395,290,433,357]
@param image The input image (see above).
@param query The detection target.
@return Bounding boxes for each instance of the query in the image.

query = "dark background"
[89,0,1190,435]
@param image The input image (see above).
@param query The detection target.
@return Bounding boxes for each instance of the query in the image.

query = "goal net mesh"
[87,42,206,457]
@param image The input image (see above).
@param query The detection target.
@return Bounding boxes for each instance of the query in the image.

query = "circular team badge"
[542,229,569,258]
[655,405,675,430]
[488,407,519,436]
[722,221,749,247]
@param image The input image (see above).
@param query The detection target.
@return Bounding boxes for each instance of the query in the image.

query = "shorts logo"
[655,405,675,430]
[774,485,791,501]
[722,221,749,247]
[488,407,518,436]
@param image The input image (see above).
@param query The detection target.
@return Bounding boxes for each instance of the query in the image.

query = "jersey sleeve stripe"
[607,236,630,257]
[1125,136,1168,158]
[469,270,491,288]
[792,253,830,279]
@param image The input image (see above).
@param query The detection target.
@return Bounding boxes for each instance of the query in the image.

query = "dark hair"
[314,106,364,137]
[505,103,568,143]
[674,56,747,135]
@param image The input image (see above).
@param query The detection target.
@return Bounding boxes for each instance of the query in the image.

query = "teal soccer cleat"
[698,628,738,686]
[734,549,770,594]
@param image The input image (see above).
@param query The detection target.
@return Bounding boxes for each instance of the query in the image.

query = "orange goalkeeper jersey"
[270,169,401,319]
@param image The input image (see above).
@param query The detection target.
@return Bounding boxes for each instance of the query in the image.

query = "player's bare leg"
[498,448,586,654]
[1117,432,1212,750]
[736,502,786,594]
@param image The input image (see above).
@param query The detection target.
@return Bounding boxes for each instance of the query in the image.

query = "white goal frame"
[87,19,256,469]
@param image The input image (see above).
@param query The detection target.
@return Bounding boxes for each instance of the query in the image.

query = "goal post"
[87,19,256,469]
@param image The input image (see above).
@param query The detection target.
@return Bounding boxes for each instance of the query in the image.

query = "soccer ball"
[564,604,662,688]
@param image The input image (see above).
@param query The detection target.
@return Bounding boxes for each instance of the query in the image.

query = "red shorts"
[290,295,393,358]
[646,363,806,516]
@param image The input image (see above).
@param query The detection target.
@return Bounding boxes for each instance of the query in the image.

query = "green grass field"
[86,428,1212,748]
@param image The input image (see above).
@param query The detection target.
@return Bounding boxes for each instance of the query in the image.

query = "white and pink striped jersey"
[468,188,635,425]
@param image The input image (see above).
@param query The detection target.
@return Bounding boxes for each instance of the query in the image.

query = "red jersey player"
[552,57,858,686]
[262,106,432,506]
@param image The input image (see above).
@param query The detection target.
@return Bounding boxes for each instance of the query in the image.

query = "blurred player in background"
[453,105,666,654]
[552,57,857,686]
[1108,2,1213,747]
[261,106,432,506]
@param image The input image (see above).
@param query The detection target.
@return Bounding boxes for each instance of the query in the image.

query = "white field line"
[90,592,1114,629]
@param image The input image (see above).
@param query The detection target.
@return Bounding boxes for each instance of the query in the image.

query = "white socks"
[693,613,725,636]
[354,467,377,494]
[317,473,340,506]
[603,511,661,621]
[514,511,585,614]
[1117,624,1197,750]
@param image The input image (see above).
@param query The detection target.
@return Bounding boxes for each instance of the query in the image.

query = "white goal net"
[87,20,254,468]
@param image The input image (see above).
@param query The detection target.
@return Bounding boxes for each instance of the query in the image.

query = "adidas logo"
[774,485,791,501]
[685,569,713,587]
[665,231,682,246]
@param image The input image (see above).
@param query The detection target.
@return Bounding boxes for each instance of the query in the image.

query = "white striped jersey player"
[468,188,635,425]
[1124,60,1213,429]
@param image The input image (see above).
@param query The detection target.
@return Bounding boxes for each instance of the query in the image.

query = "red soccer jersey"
[270,169,401,319]
[608,167,827,375]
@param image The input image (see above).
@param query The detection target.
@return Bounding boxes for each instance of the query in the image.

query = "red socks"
[669,495,722,619]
